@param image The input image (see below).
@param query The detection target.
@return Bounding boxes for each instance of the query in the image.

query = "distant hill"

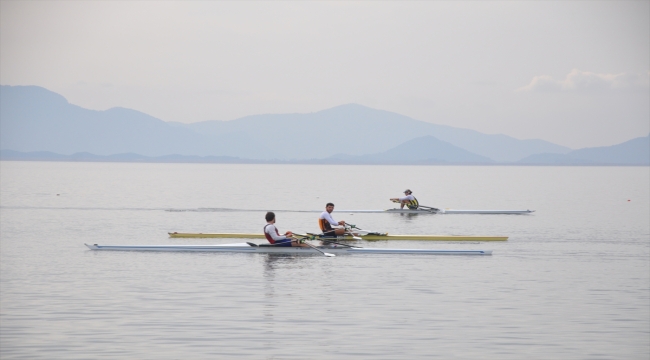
[518,135,649,165]
[327,136,493,164]
[2,135,647,165]
[177,103,570,162]
[0,85,573,162]
[0,85,282,158]
[0,149,262,163]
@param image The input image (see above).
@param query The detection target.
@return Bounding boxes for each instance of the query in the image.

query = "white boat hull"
[85,243,492,255]
[166,207,534,215]
[339,209,534,214]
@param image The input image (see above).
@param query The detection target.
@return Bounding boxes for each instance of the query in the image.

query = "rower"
[319,203,351,237]
[264,212,307,247]
[390,189,419,209]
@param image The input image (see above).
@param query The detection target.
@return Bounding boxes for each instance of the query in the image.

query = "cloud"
[517,69,650,92]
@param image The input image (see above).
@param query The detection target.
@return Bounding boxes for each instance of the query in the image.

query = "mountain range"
[1,85,647,165]
[517,135,650,165]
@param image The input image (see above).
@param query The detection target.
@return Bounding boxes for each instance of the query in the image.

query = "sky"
[1,1,648,149]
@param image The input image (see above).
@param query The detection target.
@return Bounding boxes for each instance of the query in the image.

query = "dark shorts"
[322,230,337,238]
[273,239,293,247]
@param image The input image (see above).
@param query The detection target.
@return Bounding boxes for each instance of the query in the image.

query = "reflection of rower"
[390,189,419,209]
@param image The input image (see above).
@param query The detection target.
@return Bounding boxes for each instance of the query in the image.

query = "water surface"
[1,162,648,359]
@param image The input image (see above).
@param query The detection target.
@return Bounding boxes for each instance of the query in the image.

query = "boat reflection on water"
[261,252,331,331]
[262,253,305,273]
[261,251,322,275]
[392,212,421,220]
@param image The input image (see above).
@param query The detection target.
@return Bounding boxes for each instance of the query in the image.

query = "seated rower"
[264,212,307,247]
[318,202,355,237]
[390,189,419,209]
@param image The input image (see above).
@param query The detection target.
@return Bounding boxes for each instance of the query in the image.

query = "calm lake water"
[1,161,648,359]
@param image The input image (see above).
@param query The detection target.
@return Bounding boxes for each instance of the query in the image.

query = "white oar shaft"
[291,237,335,257]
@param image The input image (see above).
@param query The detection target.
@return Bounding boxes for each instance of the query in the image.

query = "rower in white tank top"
[264,212,307,247]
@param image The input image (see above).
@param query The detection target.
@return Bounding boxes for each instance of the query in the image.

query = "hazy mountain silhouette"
[327,136,493,164]
[0,85,282,158]
[518,135,649,165]
[2,84,631,164]
[0,149,255,163]
[176,103,570,161]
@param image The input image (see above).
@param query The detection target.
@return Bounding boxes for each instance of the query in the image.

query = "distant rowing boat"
[85,242,493,255]
[167,232,508,241]
[164,207,534,215]
[342,209,534,214]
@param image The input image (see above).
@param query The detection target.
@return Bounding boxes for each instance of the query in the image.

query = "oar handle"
[344,222,367,231]
[292,232,318,240]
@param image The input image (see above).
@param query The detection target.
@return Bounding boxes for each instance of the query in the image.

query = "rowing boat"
[85,242,492,255]
[389,209,533,214]
[337,209,534,214]
[167,232,508,241]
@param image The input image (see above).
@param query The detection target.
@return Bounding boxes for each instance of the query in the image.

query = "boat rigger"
[167,232,508,241]
[85,242,493,256]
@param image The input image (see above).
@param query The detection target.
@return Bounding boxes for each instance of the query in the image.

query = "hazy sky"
[1,1,648,149]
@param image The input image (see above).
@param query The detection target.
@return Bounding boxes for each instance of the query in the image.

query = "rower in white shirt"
[318,202,349,237]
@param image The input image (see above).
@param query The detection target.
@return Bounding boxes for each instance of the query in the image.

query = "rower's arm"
[265,226,288,241]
